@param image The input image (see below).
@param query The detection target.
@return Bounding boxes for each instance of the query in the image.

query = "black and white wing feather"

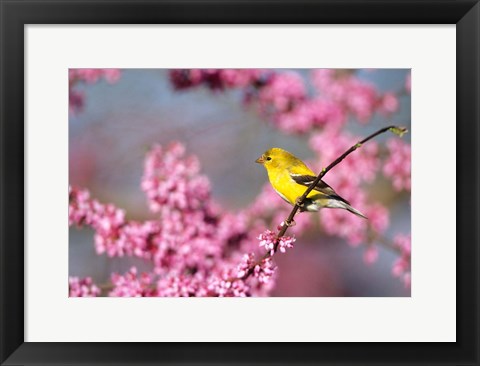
[289,173,350,204]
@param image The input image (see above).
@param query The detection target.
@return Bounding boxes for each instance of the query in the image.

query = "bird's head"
[255,147,296,170]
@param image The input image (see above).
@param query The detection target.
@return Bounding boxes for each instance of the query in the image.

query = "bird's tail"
[327,196,368,219]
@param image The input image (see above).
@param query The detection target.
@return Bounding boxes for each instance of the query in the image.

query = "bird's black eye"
[266,156,272,161]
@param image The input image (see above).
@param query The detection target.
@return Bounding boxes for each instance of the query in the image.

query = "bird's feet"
[295,197,304,207]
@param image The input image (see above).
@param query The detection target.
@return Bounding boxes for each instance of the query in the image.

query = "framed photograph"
[1,1,478,365]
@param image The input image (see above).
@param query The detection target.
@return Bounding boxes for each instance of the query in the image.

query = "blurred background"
[69,69,411,296]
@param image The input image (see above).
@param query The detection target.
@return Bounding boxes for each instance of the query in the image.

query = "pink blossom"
[379,92,399,116]
[69,186,94,226]
[403,273,411,288]
[218,69,264,88]
[306,98,346,130]
[69,276,100,297]
[258,230,277,254]
[70,142,278,296]
[157,264,254,297]
[69,90,84,115]
[207,275,250,297]
[69,69,121,84]
[258,229,295,255]
[346,81,378,122]
[92,203,126,256]
[169,69,204,89]
[318,189,389,247]
[169,69,264,90]
[383,138,411,191]
[320,206,368,245]
[141,142,211,213]
[311,69,346,99]
[278,235,296,253]
[366,204,390,235]
[257,71,306,113]
[253,257,276,284]
[102,69,121,83]
[157,274,207,297]
[70,186,163,258]
[364,246,379,264]
[311,69,402,123]
[394,234,411,258]
[235,253,256,278]
[112,221,162,259]
[274,98,345,134]
[392,234,411,287]
[169,68,401,135]
[109,267,156,297]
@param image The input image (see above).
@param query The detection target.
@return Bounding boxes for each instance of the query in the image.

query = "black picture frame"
[1,1,478,365]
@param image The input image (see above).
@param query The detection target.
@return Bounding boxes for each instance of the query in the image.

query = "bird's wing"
[289,173,350,204]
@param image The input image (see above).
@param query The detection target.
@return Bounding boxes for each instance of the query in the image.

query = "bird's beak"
[255,155,265,164]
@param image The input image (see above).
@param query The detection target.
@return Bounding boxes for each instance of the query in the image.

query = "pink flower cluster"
[69,69,121,84]
[392,234,411,287]
[254,71,348,133]
[70,142,285,297]
[69,68,121,114]
[257,72,306,113]
[235,253,256,278]
[363,245,379,265]
[258,230,295,255]
[69,186,159,258]
[170,69,263,90]
[383,138,411,191]
[109,267,156,297]
[274,98,346,134]
[141,142,210,213]
[312,69,399,122]
[107,244,277,297]
[69,276,100,297]
[253,257,276,284]
[233,252,276,285]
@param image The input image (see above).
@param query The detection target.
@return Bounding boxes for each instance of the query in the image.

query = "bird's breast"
[267,170,315,205]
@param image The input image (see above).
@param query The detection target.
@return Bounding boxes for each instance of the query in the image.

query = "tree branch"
[233,125,408,281]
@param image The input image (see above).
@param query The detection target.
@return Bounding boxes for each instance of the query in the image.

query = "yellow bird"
[255,147,366,218]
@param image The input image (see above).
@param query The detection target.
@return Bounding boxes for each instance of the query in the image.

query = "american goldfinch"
[256,147,367,218]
